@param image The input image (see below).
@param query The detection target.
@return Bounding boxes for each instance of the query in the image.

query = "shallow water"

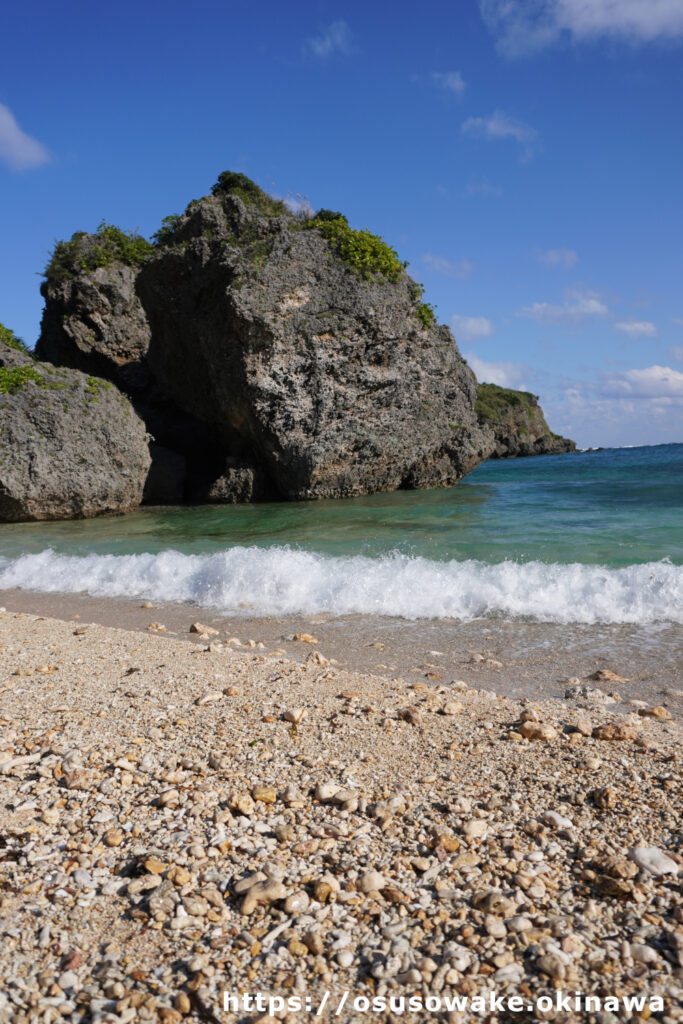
[1,444,681,624]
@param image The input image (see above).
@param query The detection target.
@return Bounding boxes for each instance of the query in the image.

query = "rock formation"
[475,383,575,458]
[37,173,492,501]
[0,330,150,521]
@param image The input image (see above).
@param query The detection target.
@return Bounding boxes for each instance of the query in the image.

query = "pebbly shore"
[0,610,680,1023]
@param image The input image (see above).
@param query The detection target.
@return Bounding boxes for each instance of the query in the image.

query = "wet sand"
[1,587,681,715]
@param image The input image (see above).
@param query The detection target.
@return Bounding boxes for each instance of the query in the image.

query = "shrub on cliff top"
[306,214,406,282]
[212,171,287,217]
[0,323,30,354]
[44,222,153,283]
[475,382,538,422]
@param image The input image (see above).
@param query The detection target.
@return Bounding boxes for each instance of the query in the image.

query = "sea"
[1,444,681,627]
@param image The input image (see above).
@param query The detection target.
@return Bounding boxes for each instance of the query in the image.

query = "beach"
[0,605,680,1022]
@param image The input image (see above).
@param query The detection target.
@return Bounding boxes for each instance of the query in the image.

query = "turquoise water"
[0,445,681,623]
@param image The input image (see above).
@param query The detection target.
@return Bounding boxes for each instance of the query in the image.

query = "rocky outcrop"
[36,261,152,392]
[35,173,493,503]
[135,177,490,499]
[0,354,150,522]
[475,383,575,458]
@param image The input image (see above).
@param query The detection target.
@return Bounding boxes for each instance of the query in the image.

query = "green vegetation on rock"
[0,366,46,394]
[416,302,436,329]
[84,376,113,401]
[306,213,406,282]
[211,171,287,218]
[475,382,536,423]
[152,214,182,246]
[0,323,30,354]
[45,222,153,283]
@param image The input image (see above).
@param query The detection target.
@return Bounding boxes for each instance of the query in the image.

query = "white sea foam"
[0,547,681,624]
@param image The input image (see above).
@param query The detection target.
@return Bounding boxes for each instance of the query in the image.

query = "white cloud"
[614,320,658,338]
[603,365,683,399]
[518,288,608,324]
[480,0,683,56]
[423,253,474,279]
[461,109,539,160]
[0,103,50,171]
[451,315,494,342]
[431,71,466,99]
[670,345,683,364]
[304,20,353,58]
[466,353,526,388]
[536,247,578,269]
[462,109,537,144]
[465,181,504,198]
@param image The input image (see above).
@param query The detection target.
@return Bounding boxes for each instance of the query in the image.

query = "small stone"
[304,929,324,955]
[337,950,354,968]
[592,785,618,809]
[463,819,488,840]
[315,781,339,802]
[592,723,638,741]
[537,953,566,981]
[360,870,386,893]
[284,891,310,914]
[240,878,287,915]
[441,701,463,716]
[596,874,633,898]
[174,993,191,1015]
[196,690,223,706]
[103,827,125,847]
[588,668,627,683]
[144,856,166,875]
[251,785,276,804]
[507,915,532,933]
[190,622,219,636]
[628,845,679,877]
[638,705,672,720]
[284,708,307,724]
[292,633,318,644]
[519,721,558,741]
[541,810,573,830]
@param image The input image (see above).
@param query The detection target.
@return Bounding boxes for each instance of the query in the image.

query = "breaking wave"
[1,546,681,624]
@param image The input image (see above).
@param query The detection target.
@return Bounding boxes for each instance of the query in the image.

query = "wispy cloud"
[614,320,658,339]
[464,181,504,198]
[536,247,578,269]
[461,109,538,160]
[430,71,466,99]
[303,20,353,59]
[466,353,526,388]
[518,288,608,324]
[0,103,50,171]
[480,0,683,57]
[423,253,473,279]
[670,346,683,364]
[452,315,494,342]
[602,365,683,399]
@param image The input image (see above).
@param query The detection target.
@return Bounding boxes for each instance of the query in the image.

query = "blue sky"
[2,0,683,448]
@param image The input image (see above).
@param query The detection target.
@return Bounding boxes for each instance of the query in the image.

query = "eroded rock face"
[35,175,494,503]
[36,256,152,393]
[136,190,490,499]
[475,383,575,459]
[0,361,150,522]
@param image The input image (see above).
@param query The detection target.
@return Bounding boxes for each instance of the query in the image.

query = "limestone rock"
[475,382,575,459]
[135,175,491,500]
[0,360,150,522]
